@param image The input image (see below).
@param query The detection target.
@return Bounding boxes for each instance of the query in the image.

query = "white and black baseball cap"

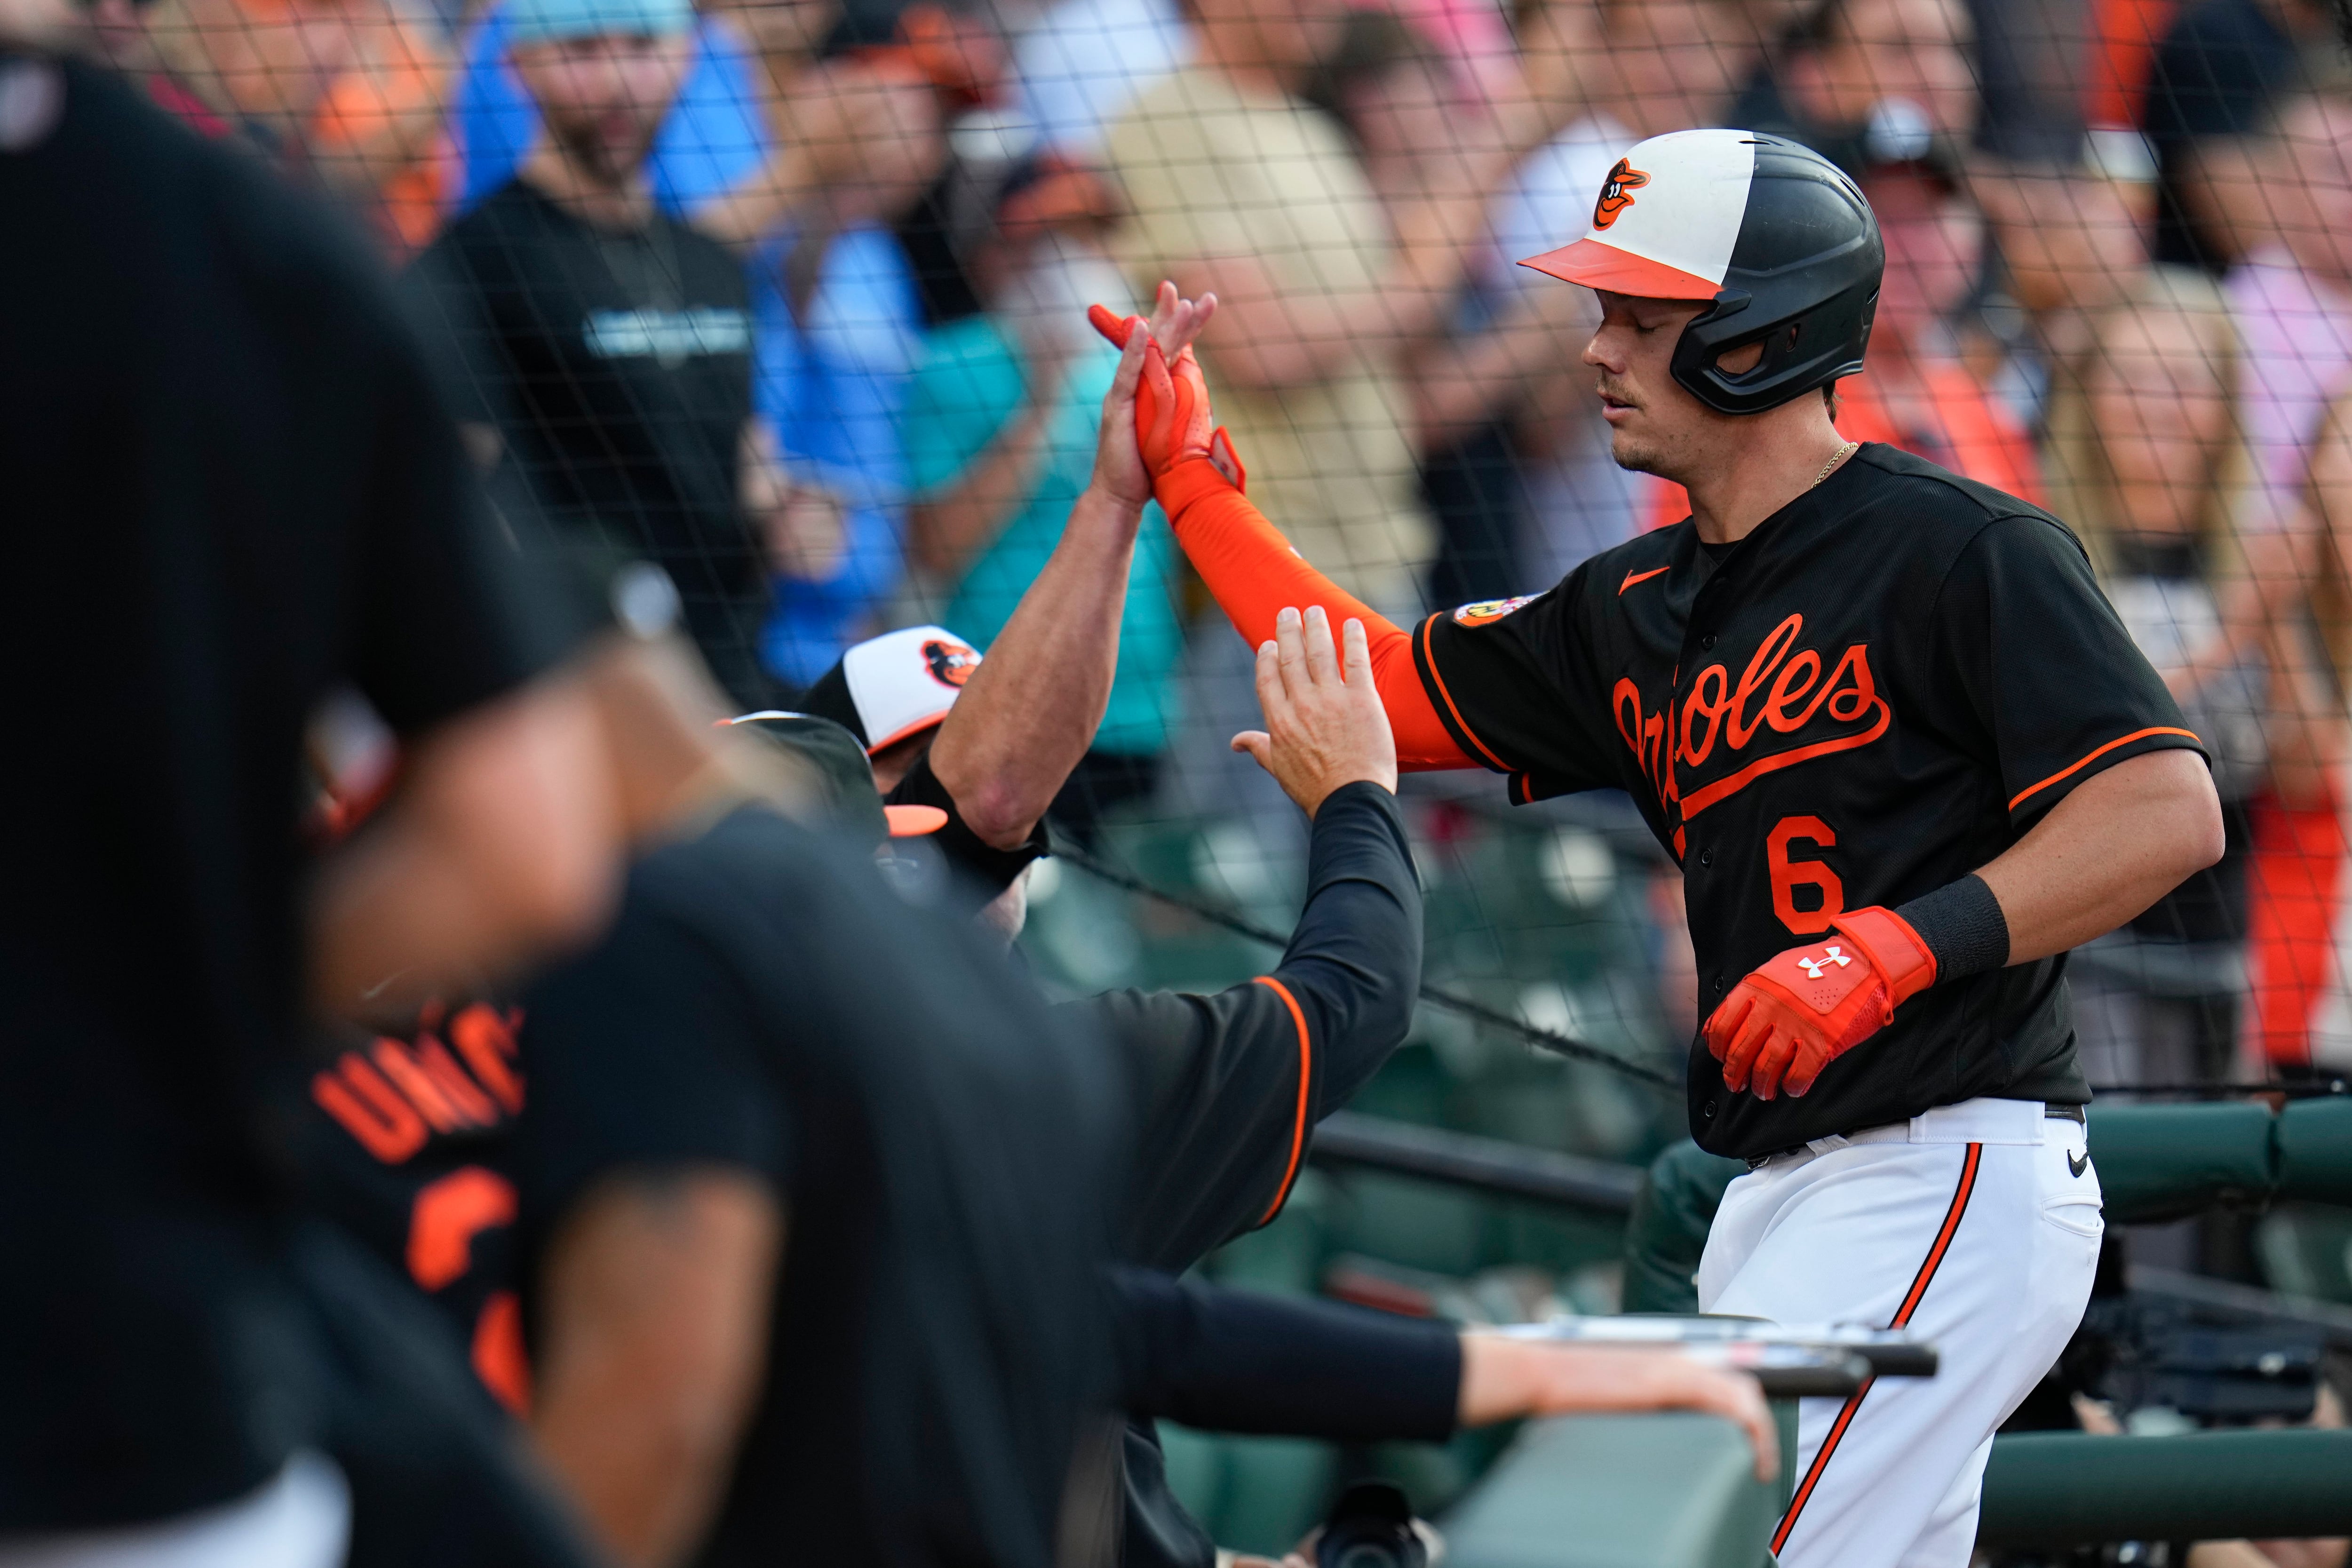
[796,625,983,755]
[1518,128,1884,416]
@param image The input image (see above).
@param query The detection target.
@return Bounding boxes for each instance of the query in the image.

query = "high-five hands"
[1701,907,1938,1099]
[1231,605,1398,817]
[1086,280,1222,512]
[1088,281,1245,491]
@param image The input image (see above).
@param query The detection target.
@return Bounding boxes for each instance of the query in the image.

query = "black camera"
[1316,1481,1428,1568]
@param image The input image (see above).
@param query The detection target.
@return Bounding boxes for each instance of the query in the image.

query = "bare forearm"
[532,1173,783,1568]
[927,484,1142,845]
[1976,748,2224,964]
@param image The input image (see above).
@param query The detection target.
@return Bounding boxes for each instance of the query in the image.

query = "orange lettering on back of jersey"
[407,1165,518,1291]
[447,1003,526,1114]
[472,1290,533,1417]
[372,1037,496,1132]
[312,1056,430,1163]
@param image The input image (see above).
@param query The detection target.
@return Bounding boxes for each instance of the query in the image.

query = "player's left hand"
[1088,283,1244,490]
[1086,281,1223,508]
[1703,907,1937,1099]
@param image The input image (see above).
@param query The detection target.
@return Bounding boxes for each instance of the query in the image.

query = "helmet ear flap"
[1670,275,1881,415]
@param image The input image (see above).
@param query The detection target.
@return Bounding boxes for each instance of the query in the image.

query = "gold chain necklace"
[1810,440,1859,492]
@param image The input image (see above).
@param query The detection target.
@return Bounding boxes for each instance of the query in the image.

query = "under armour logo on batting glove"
[1088,303,1246,491]
[1701,906,1937,1100]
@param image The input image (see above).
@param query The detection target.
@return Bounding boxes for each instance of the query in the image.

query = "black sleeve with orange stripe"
[1078,784,1422,1272]
[1411,565,1628,803]
[1935,516,2209,830]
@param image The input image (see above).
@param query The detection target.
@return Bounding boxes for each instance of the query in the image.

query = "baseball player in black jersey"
[1103,129,2225,1568]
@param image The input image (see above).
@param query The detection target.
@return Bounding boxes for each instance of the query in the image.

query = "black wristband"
[886,752,1050,893]
[1892,874,2010,983]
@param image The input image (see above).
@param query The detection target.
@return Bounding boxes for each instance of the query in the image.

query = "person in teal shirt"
[901,166,1183,838]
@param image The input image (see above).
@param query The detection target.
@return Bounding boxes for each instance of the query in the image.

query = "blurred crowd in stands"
[89,0,2352,1092]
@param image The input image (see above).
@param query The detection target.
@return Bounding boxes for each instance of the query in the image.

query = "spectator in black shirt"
[0,54,644,1566]
[407,0,836,711]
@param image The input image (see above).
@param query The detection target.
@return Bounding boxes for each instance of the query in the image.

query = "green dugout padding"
[1431,1420,2352,1563]
[1438,1412,1784,1568]
[1977,1429,2352,1544]
[2276,1097,2352,1203]
[1623,1100,2352,1312]
[2087,1101,2279,1222]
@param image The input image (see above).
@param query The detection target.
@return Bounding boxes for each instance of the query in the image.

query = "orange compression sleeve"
[1153,460,1475,772]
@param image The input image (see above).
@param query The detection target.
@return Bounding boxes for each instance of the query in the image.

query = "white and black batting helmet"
[1520,128,1884,416]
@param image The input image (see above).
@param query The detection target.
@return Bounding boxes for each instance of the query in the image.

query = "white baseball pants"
[1698,1096,2103,1568]
[0,1452,349,1568]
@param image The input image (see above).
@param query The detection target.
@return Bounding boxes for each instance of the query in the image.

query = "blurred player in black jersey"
[0,47,675,1568]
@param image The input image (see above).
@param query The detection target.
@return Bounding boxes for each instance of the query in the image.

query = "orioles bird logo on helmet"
[922,638,980,688]
[1592,158,1650,230]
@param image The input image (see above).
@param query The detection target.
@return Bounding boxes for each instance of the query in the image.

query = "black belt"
[1745,1102,2086,1169]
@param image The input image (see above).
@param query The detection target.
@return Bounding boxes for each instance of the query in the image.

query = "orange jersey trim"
[1771,1141,1982,1555]
[1415,616,1513,772]
[1252,976,1314,1227]
[2007,727,2202,813]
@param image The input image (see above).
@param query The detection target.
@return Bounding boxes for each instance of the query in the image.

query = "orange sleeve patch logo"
[1593,159,1650,230]
[1452,595,1537,628]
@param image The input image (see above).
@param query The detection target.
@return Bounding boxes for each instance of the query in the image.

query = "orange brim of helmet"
[1517,238,1720,301]
[884,804,949,838]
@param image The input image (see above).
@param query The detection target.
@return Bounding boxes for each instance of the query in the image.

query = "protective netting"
[75,0,2352,1210]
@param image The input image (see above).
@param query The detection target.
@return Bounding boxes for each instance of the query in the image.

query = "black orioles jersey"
[294,999,533,1415]
[1415,444,2205,1159]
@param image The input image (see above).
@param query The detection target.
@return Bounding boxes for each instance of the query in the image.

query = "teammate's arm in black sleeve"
[1110,1267,1459,1442]
[1261,780,1422,1117]
[1083,782,1422,1269]
[1108,1268,1779,1475]
[1906,515,2223,976]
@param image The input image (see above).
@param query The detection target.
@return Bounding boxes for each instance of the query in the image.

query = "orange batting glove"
[1702,907,1937,1100]
[1088,303,1245,491]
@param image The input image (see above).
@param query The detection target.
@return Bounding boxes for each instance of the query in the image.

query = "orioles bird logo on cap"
[1592,158,1649,230]
[922,638,980,688]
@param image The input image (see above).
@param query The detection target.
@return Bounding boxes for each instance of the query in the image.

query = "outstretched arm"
[1089,302,1475,772]
[922,287,1215,846]
[1110,1268,1776,1477]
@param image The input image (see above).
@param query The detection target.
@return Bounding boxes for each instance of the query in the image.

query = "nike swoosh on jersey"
[2068,1149,2090,1178]
[1619,566,1670,594]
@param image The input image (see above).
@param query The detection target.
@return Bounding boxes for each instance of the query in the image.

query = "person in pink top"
[2222,94,2352,1073]
[2225,93,2352,537]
